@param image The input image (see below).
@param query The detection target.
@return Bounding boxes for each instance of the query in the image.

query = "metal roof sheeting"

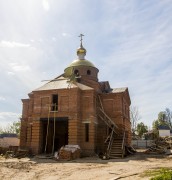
[34,78,93,91]
[158,125,170,130]
[0,133,18,138]
[112,87,127,93]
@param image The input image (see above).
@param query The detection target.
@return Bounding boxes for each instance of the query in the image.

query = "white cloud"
[9,63,31,72]
[42,0,50,11]
[0,112,20,128]
[0,97,5,101]
[52,37,56,42]
[62,33,71,37]
[7,71,15,76]
[38,38,43,42]
[0,41,30,48]
[0,0,172,129]
[0,112,20,119]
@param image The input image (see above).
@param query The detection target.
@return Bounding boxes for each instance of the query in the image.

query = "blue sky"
[0,0,172,128]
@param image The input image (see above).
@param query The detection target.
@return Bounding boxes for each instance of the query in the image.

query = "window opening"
[85,123,89,142]
[52,94,58,111]
[74,69,79,75]
[87,70,91,75]
[30,125,32,142]
[26,127,28,142]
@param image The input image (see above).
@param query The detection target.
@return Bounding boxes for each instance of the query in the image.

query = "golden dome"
[66,59,95,68]
[64,59,95,77]
[64,34,97,77]
[77,46,86,55]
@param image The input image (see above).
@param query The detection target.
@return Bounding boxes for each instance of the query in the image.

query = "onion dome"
[64,34,96,77]
[77,43,86,58]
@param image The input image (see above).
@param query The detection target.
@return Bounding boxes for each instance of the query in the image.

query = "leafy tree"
[164,108,172,128]
[136,122,148,138]
[152,119,160,138]
[152,108,172,138]
[152,108,172,130]
[152,112,167,129]
[130,106,141,134]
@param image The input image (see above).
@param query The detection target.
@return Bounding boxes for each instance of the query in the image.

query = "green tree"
[136,122,148,138]
[164,108,172,128]
[152,109,172,138]
[152,112,168,129]
[152,108,172,131]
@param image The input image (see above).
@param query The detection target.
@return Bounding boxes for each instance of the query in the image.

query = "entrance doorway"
[41,117,68,154]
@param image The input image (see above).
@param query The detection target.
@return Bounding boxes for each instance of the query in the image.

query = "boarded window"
[82,97,90,112]
[41,97,49,113]
[103,99,114,113]
[60,96,69,111]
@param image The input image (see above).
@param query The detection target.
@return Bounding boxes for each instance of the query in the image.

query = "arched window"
[87,70,91,75]
[74,69,79,75]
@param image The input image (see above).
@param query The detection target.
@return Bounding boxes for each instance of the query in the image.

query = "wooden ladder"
[97,95,118,132]
[109,131,126,158]
[97,95,123,158]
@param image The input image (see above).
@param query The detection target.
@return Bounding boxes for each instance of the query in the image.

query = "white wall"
[159,130,170,137]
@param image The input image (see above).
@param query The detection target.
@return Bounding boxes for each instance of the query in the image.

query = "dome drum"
[64,38,99,82]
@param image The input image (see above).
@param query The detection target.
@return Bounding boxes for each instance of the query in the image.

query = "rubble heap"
[145,137,172,154]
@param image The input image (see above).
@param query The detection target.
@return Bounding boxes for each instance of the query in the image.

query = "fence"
[131,140,154,148]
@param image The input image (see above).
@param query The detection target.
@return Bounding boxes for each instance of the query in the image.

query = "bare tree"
[0,121,21,136]
[130,106,141,134]
[0,127,3,133]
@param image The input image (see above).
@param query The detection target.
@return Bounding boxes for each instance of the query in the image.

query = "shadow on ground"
[29,149,169,164]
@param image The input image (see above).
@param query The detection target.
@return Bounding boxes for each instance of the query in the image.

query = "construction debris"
[144,136,172,154]
[14,149,29,158]
[125,145,136,155]
[4,149,29,159]
[0,146,19,156]
[57,145,81,160]
[0,147,9,155]
[5,151,14,159]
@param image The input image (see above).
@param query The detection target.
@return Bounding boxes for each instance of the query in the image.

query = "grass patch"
[141,168,172,180]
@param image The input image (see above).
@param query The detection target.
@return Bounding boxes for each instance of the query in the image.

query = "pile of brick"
[58,145,81,160]
[145,137,172,154]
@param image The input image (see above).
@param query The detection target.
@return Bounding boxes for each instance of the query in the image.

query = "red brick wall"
[99,91,131,145]
[20,78,131,155]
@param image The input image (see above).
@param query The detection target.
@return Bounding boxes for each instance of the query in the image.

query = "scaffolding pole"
[44,105,51,153]
[52,103,56,154]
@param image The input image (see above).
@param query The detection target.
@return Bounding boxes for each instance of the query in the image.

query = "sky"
[0,0,172,129]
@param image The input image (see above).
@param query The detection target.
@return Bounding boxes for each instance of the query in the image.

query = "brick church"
[20,35,131,158]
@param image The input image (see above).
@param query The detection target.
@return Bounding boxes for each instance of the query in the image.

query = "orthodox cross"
[78,33,84,46]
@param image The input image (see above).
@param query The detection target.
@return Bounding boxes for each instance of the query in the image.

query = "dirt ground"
[0,150,172,180]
